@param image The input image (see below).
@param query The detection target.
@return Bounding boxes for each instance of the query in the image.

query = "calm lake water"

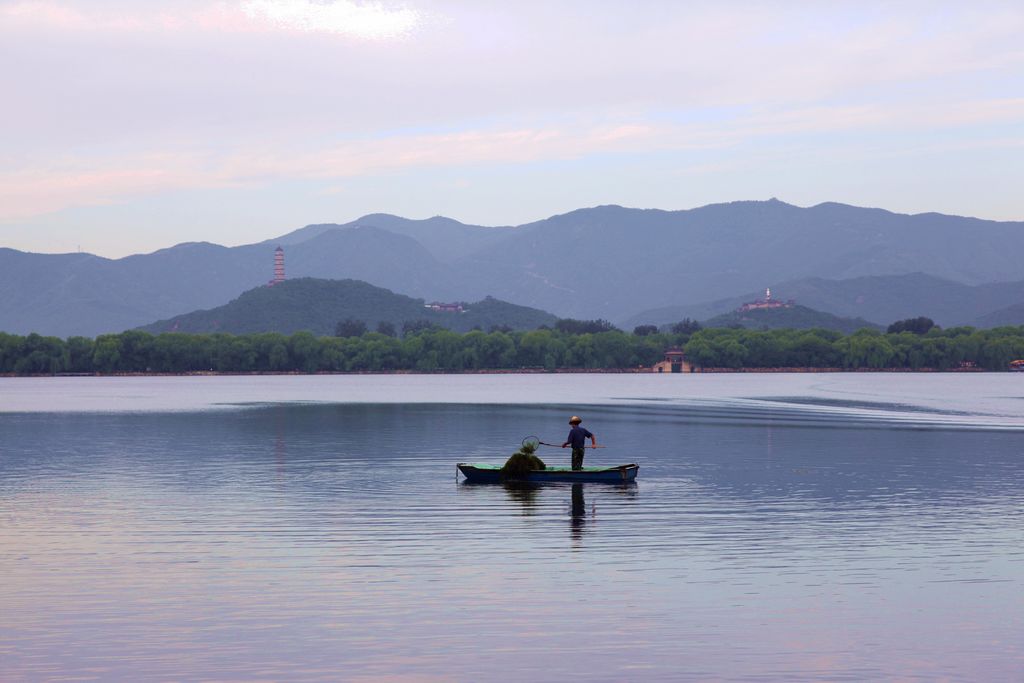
[1,374,1023,681]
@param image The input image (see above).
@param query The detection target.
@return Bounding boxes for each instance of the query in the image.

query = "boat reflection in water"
[474,479,638,540]
[500,481,540,515]
[499,481,596,539]
[570,483,586,540]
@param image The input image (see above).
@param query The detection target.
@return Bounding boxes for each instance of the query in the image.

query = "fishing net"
[501,441,547,478]
[521,435,540,450]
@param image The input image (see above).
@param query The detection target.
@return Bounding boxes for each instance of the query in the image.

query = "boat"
[457,462,639,483]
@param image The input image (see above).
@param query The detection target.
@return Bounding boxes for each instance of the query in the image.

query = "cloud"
[3,96,1022,223]
[0,0,425,38]
[240,0,421,38]
[0,1,143,31]
[0,123,657,221]
[2,1,1023,241]
[0,156,225,222]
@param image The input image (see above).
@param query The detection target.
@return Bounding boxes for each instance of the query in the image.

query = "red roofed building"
[425,302,465,313]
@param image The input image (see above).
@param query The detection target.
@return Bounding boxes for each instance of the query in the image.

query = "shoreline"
[1,366,995,378]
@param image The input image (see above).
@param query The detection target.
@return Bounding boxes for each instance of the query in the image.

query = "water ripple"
[1,385,1023,680]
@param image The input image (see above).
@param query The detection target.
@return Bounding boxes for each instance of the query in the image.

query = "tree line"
[0,327,677,374]
[684,325,1024,370]
[2,320,1024,374]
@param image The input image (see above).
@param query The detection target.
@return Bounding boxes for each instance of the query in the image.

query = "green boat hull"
[457,462,639,483]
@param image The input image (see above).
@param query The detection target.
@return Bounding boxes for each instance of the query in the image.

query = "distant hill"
[624,273,1024,330]
[271,214,515,263]
[0,242,267,339]
[974,302,1024,328]
[6,199,1024,337]
[702,305,882,334]
[138,278,558,336]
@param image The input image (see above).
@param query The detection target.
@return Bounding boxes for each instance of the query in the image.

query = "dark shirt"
[566,426,593,449]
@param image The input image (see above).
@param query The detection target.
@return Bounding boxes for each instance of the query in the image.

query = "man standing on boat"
[562,415,597,470]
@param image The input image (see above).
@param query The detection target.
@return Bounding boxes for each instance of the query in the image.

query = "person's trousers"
[571,447,585,470]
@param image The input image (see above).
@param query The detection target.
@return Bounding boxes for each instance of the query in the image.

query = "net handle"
[522,435,606,449]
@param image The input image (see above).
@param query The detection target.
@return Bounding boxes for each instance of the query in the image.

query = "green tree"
[683,333,718,367]
[887,317,936,335]
[422,329,464,370]
[720,340,749,368]
[790,330,842,367]
[402,319,439,337]
[13,333,67,374]
[118,330,155,371]
[213,335,256,372]
[92,335,123,373]
[555,319,618,334]
[318,337,348,371]
[480,332,516,368]
[65,336,95,373]
[844,330,895,368]
[351,334,402,370]
[150,333,192,372]
[519,330,560,367]
[592,332,633,367]
[977,332,1024,370]
[335,319,368,337]
[288,331,322,372]
[670,319,702,335]
[0,333,23,372]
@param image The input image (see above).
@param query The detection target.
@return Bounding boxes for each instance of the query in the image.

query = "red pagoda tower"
[268,246,285,286]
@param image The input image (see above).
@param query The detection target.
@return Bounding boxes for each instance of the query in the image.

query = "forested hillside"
[701,305,881,334]
[139,278,557,336]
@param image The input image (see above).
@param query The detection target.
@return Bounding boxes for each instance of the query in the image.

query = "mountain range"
[4,199,1024,337]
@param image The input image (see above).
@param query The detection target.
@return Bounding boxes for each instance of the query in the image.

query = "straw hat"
[569,415,582,424]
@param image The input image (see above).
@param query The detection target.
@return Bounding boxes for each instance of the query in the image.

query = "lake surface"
[2,374,1023,681]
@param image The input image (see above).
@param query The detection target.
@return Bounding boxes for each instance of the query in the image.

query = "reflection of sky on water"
[5,373,1024,429]
[1,379,1023,680]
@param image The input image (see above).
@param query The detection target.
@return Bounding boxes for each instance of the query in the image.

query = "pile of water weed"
[501,441,547,478]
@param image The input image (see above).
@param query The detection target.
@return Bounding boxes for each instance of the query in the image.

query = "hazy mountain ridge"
[4,199,1024,337]
[447,200,1024,321]
[269,214,516,263]
[975,302,1024,328]
[284,227,461,298]
[0,244,268,338]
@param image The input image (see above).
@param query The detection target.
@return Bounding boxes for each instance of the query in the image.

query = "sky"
[2,0,1023,258]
